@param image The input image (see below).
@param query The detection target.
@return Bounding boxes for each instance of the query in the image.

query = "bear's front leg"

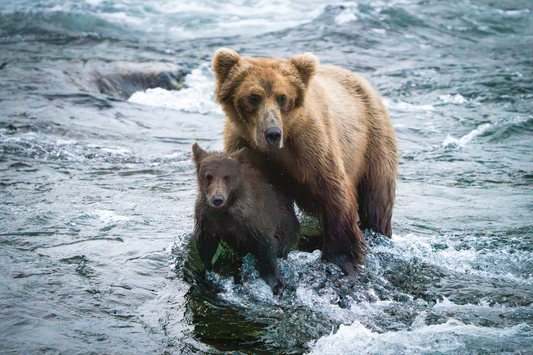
[244,230,279,289]
[321,211,367,279]
[195,230,219,272]
[314,169,367,279]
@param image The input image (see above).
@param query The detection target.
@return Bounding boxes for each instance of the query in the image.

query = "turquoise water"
[0,0,532,353]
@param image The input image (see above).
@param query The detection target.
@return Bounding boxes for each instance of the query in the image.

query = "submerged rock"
[92,62,189,99]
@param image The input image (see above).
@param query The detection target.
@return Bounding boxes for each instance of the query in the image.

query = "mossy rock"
[183,217,323,283]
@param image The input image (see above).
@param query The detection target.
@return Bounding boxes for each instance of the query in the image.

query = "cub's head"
[212,48,318,150]
[192,143,247,208]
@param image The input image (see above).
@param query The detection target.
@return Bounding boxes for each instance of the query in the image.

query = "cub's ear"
[192,143,207,166]
[289,52,318,87]
[212,48,241,84]
[232,147,248,165]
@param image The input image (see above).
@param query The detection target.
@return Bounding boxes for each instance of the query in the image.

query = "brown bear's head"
[192,143,248,209]
[212,48,318,151]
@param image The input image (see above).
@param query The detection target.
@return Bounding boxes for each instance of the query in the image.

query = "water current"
[0,0,532,354]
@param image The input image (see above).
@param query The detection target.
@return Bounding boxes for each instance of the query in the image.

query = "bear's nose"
[212,195,225,207]
[265,127,282,147]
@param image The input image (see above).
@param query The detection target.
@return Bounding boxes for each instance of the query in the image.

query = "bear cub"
[191,143,299,288]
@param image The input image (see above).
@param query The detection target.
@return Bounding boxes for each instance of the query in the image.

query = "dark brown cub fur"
[191,143,299,288]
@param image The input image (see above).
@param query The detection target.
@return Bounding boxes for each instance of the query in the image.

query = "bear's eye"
[206,174,213,181]
[248,94,260,105]
[224,175,230,181]
[277,95,286,106]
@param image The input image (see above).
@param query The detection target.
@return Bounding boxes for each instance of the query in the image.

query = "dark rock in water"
[297,216,323,252]
[92,62,190,99]
[183,216,324,286]
[183,235,242,285]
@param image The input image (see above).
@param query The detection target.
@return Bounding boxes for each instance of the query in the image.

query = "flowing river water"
[0,0,532,354]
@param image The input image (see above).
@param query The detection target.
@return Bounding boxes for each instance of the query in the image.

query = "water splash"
[442,123,492,148]
[309,319,532,354]
[129,63,223,116]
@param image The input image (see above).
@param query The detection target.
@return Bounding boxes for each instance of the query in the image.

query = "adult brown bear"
[212,48,398,278]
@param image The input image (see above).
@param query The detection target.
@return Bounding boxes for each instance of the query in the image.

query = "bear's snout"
[212,195,225,207]
[265,127,282,148]
[255,109,283,149]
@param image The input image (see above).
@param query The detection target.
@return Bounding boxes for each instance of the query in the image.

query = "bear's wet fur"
[191,143,300,288]
[212,48,398,279]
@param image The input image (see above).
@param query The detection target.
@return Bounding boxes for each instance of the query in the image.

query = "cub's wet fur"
[191,143,299,288]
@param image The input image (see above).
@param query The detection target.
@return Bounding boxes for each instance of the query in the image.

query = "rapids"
[0,0,531,353]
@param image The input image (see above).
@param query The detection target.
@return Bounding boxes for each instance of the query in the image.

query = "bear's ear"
[192,143,207,166]
[212,48,241,84]
[232,147,248,165]
[289,52,319,87]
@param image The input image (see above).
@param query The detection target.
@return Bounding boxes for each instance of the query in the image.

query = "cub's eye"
[277,95,286,106]
[206,174,213,181]
[224,175,230,181]
[248,94,260,105]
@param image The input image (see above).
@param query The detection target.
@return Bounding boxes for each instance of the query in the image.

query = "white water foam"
[382,99,435,112]
[0,0,330,40]
[137,0,327,40]
[375,233,533,285]
[216,273,278,306]
[175,228,532,352]
[91,210,131,224]
[441,115,532,149]
[335,6,359,25]
[438,93,467,104]
[128,63,223,116]
[442,123,492,148]
[383,94,466,115]
[308,318,531,354]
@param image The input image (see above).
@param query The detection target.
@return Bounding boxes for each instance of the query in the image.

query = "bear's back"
[303,65,396,179]
[313,65,389,123]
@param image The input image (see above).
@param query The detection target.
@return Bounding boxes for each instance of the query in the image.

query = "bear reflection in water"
[191,143,300,289]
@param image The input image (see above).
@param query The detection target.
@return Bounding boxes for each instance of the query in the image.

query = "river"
[0,0,532,353]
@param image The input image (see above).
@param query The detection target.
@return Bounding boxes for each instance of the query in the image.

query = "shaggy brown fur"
[212,48,398,278]
[192,143,299,288]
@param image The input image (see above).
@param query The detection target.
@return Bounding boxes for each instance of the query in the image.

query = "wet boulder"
[92,62,189,99]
